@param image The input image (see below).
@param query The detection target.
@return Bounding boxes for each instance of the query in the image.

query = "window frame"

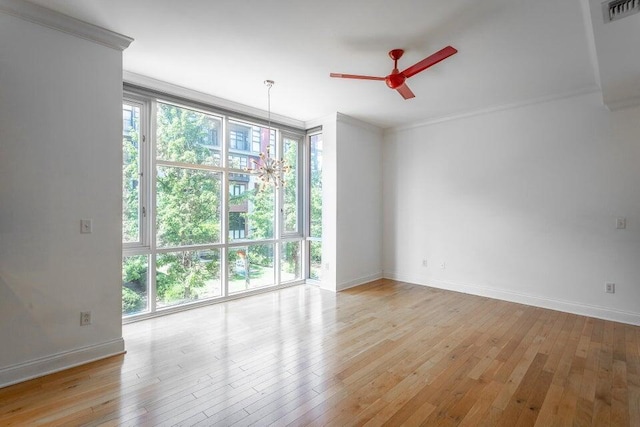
[280,131,304,239]
[121,89,306,321]
[305,130,323,283]
[122,96,150,251]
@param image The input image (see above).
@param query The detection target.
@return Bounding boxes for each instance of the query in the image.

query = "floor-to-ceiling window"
[307,132,323,281]
[122,91,304,319]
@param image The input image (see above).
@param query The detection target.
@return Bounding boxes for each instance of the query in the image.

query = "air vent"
[603,0,640,22]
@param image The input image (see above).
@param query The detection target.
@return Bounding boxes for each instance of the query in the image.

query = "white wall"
[0,11,127,386]
[336,115,383,290]
[383,92,640,325]
[309,114,338,292]
[587,0,640,110]
[306,113,384,292]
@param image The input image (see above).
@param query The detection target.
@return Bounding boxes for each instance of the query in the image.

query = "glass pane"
[228,245,274,294]
[156,166,222,247]
[156,249,221,309]
[228,173,274,241]
[157,102,222,166]
[309,241,322,280]
[123,102,141,243]
[281,241,302,282]
[310,134,323,238]
[229,120,276,157]
[122,255,148,316]
[283,137,299,233]
[228,120,275,170]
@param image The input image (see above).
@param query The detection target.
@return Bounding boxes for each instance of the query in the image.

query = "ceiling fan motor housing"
[385,73,406,89]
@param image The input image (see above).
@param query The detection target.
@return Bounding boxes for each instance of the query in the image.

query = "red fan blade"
[396,83,415,100]
[330,73,385,81]
[401,46,458,78]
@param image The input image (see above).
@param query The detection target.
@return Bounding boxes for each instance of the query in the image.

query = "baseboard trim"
[0,338,125,389]
[338,272,383,291]
[384,271,640,326]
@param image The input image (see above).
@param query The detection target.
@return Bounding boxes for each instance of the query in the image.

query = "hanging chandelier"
[245,80,290,189]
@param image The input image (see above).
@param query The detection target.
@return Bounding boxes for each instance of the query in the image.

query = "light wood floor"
[1,280,639,426]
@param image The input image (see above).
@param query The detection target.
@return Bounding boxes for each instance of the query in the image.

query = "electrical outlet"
[422,259,428,267]
[616,217,626,229]
[440,262,446,270]
[80,219,92,234]
[605,283,615,294]
[80,311,92,326]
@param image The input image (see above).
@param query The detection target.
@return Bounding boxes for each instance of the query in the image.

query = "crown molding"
[304,113,337,131]
[0,0,133,51]
[605,95,640,111]
[336,112,383,135]
[123,71,305,130]
[305,112,383,134]
[386,85,601,134]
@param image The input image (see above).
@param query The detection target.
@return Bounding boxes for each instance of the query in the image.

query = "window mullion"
[222,115,229,297]
[275,129,282,287]
[155,159,225,173]
[148,99,158,313]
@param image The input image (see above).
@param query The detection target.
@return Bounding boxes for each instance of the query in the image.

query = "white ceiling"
[22,0,640,128]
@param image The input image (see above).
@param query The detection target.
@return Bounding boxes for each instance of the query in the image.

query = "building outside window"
[229,125,249,151]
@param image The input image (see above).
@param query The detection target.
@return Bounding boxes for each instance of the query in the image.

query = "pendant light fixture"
[245,80,290,189]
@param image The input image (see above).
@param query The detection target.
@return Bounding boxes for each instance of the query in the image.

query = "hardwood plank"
[514,369,554,426]
[592,320,615,426]
[611,359,630,426]
[0,281,638,426]
[532,382,564,427]
[495,352,549,426]
[457,380,503,427]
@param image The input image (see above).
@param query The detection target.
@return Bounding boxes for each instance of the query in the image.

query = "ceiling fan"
[330,46,458,100]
